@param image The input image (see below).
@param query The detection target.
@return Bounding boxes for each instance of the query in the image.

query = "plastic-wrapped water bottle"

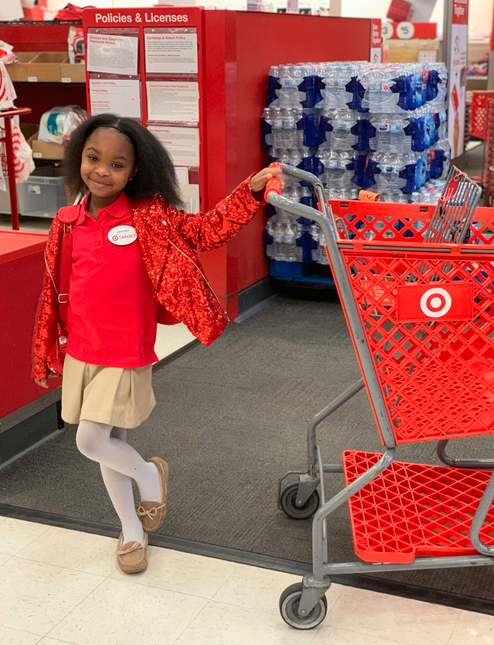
[319,110,359,150]
[272,217,286,261]
[372,152,407,192]
[267,66,280,106]
[270,108,302,149]
[359,66,402,113]
[310,224,330,265]
[277,64,305,109]
[284,218,302,262]
[427,63,448,104]
[299,63,323,109]
[371,114,412,154]
[320,63,354,110]
[316,148,355,191]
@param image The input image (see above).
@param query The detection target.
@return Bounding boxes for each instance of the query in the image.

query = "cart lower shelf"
[343,450,494,564]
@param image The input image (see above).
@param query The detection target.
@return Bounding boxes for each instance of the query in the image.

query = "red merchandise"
[387,0,412,22]
[55,4,95,21]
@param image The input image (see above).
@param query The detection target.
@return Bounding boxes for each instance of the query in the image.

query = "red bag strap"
[58,223,73,324]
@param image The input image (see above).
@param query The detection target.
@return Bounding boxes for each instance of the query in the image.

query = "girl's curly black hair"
[63,114,184,208]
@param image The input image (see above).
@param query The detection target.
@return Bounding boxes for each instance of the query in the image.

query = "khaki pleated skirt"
[61,354,156,428]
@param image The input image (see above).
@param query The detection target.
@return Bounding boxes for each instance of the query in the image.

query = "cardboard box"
[26,52,67,83]
[20,123,39,141]
[6,52,38,82]
[386,39,439,63]
[27,131,65,160]
[60,62,86,84]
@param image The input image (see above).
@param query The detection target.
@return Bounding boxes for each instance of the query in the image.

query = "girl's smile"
[80,127,137,214]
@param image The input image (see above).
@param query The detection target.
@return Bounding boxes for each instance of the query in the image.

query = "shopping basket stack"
[265,163,494,631]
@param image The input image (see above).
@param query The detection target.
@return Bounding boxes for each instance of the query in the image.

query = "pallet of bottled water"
[262,61,450,270]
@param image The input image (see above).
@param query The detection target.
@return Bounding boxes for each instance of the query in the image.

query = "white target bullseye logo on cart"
[419,288,453,318]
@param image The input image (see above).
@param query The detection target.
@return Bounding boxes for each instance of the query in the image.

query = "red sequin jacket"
[32,177,264,380]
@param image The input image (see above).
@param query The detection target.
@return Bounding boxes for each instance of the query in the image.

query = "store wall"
[47,0,491,39]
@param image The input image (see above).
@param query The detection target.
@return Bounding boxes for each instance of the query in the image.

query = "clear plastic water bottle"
[371,113,412,154]
[372,152,407,192]
[270,108,301,149]
[277,65,305,109]
[272,217,286,261]
[319,110,359,150]
[284,218,301,262]
[310,224,330,265]
[317,148,354,191]
[427,63,448,104]
[360,66,402,113]
[320,63,353,110]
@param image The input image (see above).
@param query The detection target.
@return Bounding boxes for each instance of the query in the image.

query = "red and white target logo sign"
[397,283,473,322]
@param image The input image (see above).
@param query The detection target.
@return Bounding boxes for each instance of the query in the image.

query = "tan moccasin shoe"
[116,531,148,574]
[136,457,169,533]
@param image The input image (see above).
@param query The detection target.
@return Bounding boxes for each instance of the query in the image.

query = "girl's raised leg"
[76,420,161,544]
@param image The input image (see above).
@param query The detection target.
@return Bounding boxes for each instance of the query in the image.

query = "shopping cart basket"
[266,163,494,630]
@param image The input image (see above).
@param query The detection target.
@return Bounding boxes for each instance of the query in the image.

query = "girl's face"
[80,127,137,202]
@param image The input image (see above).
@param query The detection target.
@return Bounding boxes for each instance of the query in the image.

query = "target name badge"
[108,225,137,246]
[397,283,473,322]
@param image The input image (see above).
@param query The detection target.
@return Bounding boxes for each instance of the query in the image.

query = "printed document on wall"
[148,125,199,166]
[146,81,199,123]
[90,78,141,119]
[87,32,139,76]
[145,31,198,75]
[180,183,200,214]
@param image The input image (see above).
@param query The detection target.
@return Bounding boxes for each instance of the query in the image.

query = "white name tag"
[108,225,137,246]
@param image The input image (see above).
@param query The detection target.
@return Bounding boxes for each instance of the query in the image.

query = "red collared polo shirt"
[66,192,158,367]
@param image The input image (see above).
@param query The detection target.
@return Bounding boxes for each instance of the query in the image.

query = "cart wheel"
[280,483,320,520]
[279,582,327,630]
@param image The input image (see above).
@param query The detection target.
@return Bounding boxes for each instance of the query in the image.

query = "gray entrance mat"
[2,296,494,608]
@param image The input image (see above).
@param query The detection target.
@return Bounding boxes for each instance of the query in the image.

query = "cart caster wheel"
[280,483,320,520]
[279,582,328,630]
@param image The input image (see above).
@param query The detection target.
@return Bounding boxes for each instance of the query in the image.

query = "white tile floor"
[0,517,493,645]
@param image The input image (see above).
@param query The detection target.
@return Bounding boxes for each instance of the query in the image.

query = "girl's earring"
[129,177,133,181]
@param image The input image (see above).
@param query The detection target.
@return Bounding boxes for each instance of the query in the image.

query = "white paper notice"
[148,125,199,166]
[145,32,198,75]
[146,81,199,123]
[180,183,200,214]
[175,167,189,184]
[87,33,139,76]
[90,78,141,119]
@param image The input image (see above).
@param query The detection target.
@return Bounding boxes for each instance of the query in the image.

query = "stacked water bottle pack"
[262,61,451,268]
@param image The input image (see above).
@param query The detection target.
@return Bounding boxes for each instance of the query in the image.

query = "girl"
[32,113,284,574]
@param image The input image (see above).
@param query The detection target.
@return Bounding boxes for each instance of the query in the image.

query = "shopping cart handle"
[266,191,331,231]
[277,162,321,187]
[264,177,282,201]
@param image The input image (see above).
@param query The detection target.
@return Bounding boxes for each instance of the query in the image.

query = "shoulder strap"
[58,223,73,324]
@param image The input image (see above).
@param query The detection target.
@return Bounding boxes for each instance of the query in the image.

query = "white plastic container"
[0,166,67,218]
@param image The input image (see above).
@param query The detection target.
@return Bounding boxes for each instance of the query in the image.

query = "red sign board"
[397,283,473,322]
[452,0,468,25]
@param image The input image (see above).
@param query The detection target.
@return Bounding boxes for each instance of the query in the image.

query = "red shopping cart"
[267,164,494,630]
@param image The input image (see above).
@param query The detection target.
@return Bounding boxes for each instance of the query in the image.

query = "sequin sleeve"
[166,175,265,252]
[31,217,63,380]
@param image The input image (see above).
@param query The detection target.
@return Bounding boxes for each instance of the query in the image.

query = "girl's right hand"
[34,373,59,389]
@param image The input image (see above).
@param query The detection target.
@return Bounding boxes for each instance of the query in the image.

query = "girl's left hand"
[250,167,285,195]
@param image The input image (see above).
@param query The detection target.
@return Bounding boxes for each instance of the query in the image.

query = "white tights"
[76,419,162,545]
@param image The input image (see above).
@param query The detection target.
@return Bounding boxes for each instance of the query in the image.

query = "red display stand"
[83,8,375,319]
[0,230,58,421]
